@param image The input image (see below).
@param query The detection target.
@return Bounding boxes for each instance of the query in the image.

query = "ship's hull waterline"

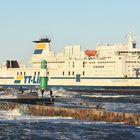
[1,75,140,91]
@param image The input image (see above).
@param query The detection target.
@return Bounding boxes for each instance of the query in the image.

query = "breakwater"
[0,102,140,125]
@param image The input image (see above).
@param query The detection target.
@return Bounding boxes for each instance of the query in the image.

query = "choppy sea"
[0,88,140,140]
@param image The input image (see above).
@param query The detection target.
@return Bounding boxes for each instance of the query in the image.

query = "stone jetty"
[0,102,140,125]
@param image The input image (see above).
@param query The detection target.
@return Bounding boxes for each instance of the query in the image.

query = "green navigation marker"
[39,60,48,91]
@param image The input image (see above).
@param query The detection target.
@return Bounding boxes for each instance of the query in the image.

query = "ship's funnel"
[30,37,51,67]
[33,38,51,54]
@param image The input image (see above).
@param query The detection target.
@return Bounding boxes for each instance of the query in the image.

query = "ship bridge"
[96,33,139,58]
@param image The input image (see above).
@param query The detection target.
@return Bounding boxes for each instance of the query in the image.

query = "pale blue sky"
[0,0,140,63]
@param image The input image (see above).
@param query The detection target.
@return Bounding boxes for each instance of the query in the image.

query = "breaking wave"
[81,94,135,98]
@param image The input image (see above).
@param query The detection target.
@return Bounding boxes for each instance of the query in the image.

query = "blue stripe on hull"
[81,77,139,79]
[0,77,14,79]
[47,85,140,89]
[1,84,38,89]
[1,84,140,89]
[50,77,75,79]
[0,84,140,89]
[50,77,140,80]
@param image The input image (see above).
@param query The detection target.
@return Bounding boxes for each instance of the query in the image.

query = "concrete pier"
[0,102,140,125]
[0,98,54,105]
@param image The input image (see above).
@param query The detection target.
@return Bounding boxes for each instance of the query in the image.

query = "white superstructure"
[1,33,140,89]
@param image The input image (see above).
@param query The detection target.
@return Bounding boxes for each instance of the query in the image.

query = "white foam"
[37,88,73,98]
[82,94,134,98]
[0,88,79,98]
[0,111,73,122]
[50,88,79,98]
[0,91,5,94]
[136,126,140,129]
[0,109,21,120]
[0,94,17,99]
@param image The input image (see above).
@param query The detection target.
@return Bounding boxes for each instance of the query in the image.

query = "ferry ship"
[1,33,140,89]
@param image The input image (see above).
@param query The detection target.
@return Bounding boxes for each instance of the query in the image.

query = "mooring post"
[39,60,48,91]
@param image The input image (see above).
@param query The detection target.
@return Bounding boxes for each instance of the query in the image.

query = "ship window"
[83,71,85,76]
[73,62,74,67]
[17,72,19,75]
[76,74,80,82]
[20,72,22,75]
[72,71,74,75]
[62,71,64,75]
[133,43,136,48]
[83,62,85,67]
[68,71,70,76]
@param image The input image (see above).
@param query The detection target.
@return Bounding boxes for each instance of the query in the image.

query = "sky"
[0,0,140,64]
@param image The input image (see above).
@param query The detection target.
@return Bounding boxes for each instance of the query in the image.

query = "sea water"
[0,89,140,140]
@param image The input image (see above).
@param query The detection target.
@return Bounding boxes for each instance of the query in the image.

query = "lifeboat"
[84,50,97,56]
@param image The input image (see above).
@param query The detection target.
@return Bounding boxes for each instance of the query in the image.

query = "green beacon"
[39,60,48,91]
